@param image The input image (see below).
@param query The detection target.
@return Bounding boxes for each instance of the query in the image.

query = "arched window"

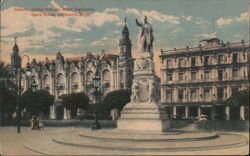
[43,75,50,91]
[57,74,64,84]
[71,72,79,92]
[57,73,65,96]
[120,70,124,89]
[102,69,110,95]
[102,69,110,82]
[86,71,93,84]
[71,73,78,83]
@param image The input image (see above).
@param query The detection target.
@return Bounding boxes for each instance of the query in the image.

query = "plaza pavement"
[0,126,249,155]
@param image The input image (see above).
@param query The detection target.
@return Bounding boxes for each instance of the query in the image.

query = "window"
[191,89,197,100]
[166,90,172,102]
[243,71,246,78]
[167,73,173,82]
[204,70,210,81]
[232,68,238,80]
[71,73,78,84]
[178,90,184,102]
[179,72,184,81]
[204,56,209,66]
[179,58,185,67]
[218,70,223,81]
[232,87,239,96]
[191,71,196,81]
[243,53,246,60]
[232,53,238,63]
[218,54,223,64]
[120,70,124,88]
[166,60,172,68]
[191,57,196,67]
[217,88,224,101]
[204,89,210,100]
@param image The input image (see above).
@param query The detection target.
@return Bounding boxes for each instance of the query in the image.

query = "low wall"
[2,119,248,131]
[43,120,117,128]
[195,120,249,131]
[170,119,193,129]
[0,119,117,128]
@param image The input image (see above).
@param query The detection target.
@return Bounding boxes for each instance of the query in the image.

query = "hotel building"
[160,38,249,120]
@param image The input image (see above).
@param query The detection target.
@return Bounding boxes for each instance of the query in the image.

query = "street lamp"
[31,79,38,93]
[91,75,101,130]
[17,54,29,133]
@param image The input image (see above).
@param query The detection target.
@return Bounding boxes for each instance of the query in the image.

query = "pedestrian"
[30,116,35,130]
[38,118,44,131]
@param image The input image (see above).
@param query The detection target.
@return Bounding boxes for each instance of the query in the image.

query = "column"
[185,105,189,118]
[198,106,201,118]
[124,69,127,89]
[173,105,177,118]
[240,105,245,120]
[49,105,56,119]
[63,107,71,120]
[225,106,230,120]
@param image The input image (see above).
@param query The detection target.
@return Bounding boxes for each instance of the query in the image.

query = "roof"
[160,39,249,57]
[28,53,119,67]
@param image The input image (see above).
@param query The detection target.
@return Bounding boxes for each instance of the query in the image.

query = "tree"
[21,89,54,116]
[0,61,17,92]
[0,87,18,121]
[61,92,89,118]
[226,89,249,107]
[99,89,131,112]
[0,62,18,122]
[225,89,249,120]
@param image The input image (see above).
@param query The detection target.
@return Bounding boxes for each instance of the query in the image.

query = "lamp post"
[17,55,29,133]
[31,79,38,93]
[91,75,101,129]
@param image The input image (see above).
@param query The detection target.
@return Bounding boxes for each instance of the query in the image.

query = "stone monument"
[117,16,170,132]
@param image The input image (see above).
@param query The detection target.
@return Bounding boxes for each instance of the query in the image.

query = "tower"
[119,17,132,58]
[117,17,133,89]
[11,36,20,69]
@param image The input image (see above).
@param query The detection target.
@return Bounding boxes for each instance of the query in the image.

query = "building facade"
[10,21,133,119]
[160,38,249,120]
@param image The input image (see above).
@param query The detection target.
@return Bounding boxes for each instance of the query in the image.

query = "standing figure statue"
[135,16,154,53]
[130,80,140,103]
[148,79,156,103]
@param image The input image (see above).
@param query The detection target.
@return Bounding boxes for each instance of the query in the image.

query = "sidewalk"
[0,126,78,155]
[0,126,249,155]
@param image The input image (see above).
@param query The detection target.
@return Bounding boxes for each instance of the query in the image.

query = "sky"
[0,0,249,74]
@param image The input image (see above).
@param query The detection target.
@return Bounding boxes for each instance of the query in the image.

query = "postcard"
[0,0,249,155]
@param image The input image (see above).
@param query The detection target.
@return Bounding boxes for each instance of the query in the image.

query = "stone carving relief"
[135,58,151,70]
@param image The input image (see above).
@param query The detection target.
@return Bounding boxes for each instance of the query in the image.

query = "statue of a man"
[148,79,155,103]
[135,16,154,53]
[130,80,140,103]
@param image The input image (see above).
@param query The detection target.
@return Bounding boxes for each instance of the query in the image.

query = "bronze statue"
[135,16,154,53]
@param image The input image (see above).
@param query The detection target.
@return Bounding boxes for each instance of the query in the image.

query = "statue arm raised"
[135,19,142,27]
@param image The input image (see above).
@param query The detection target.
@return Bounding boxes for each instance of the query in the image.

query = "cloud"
[126,8,180,24]
[216,12,248,27]
[236,12,248,23]
[182,15,193,21]
[194,17,207,25]
[196,32,217,38]
[90,40,104,46]
[216,17,234,26]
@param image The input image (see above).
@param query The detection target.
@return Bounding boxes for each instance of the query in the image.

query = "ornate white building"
[11,21,133,119]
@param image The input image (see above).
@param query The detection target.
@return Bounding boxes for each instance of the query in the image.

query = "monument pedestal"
[118,102,170,132]
[117,53,170,132]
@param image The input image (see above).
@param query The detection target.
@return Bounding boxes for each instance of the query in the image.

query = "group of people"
[30,116,44,130]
